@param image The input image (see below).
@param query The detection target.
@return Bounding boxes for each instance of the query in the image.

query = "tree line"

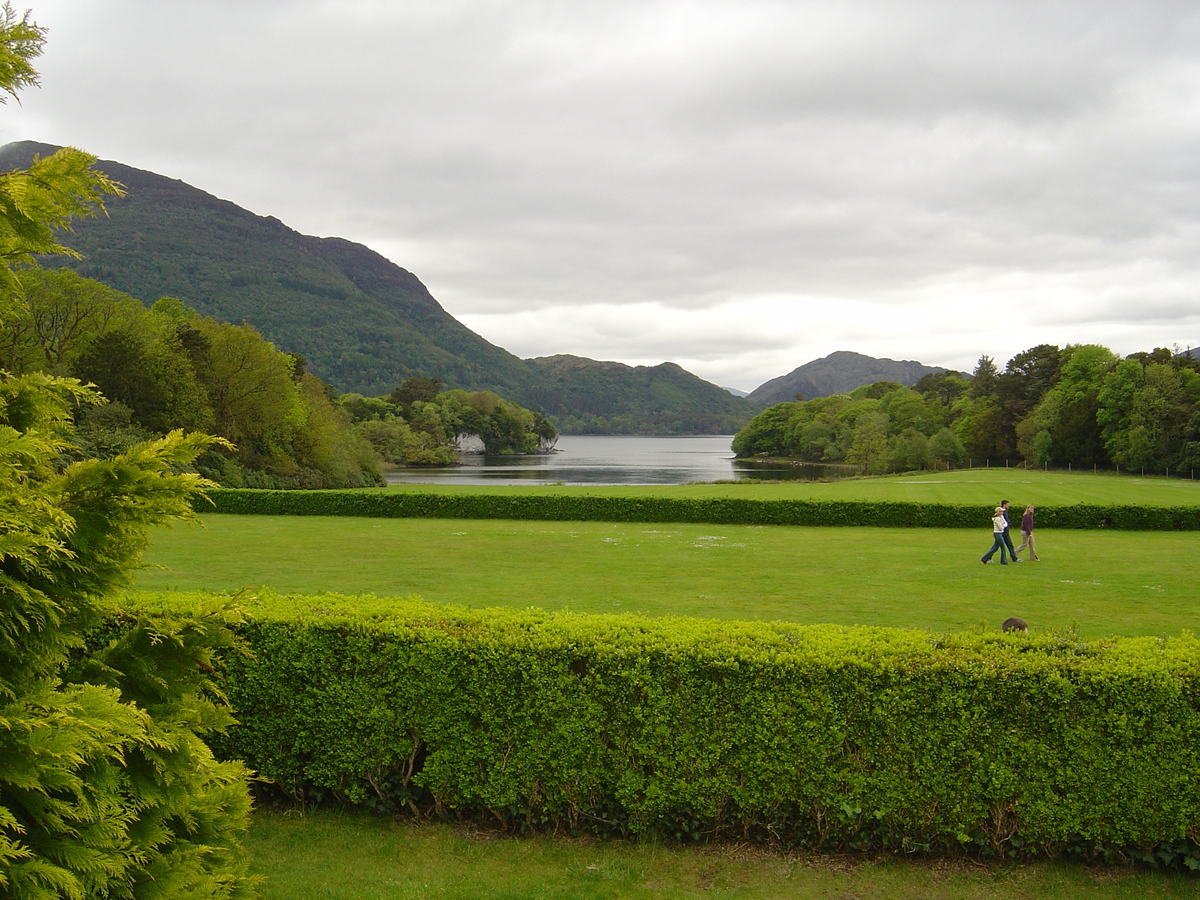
[733,343,1200,475]
[0,268,555,486]
[340,376,558,465]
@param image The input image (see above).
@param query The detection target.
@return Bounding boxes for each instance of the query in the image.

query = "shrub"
[0,373,255,899]
[198,488,1200,530]
[129,590,1200,866]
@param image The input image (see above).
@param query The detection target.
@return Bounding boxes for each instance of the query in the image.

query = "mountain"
[0,141,533,399]
[747,350,947,405]
[523,356,753,434]
[0,141,757,433]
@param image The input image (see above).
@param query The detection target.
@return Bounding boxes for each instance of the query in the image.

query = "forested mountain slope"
[0,140,758,433]
[0,140,531,399]
[524,355,754,434]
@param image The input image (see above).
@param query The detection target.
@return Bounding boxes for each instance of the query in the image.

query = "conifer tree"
[0,7,256,897]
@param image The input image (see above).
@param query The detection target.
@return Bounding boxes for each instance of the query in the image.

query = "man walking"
[1000,500,1022,562]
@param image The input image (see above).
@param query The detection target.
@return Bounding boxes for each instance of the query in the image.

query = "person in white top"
[981,506,1010,565]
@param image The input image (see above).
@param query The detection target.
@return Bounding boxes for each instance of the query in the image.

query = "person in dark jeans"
[1000,500,1022,562]
[981,507,1010,564]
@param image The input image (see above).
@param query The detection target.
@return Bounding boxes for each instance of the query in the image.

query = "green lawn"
[139,514,1200,638]
[180,476,1200,893]
[246,809,1196,900]
[383,467,1200,506]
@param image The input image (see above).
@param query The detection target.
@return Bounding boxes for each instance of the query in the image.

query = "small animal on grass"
[1001,616,1029,633]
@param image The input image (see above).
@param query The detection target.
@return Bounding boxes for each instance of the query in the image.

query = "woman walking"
[1016,504,1039,561]
[981,506,1010,565]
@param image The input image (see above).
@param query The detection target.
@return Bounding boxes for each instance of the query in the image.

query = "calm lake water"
[383,435,855,486]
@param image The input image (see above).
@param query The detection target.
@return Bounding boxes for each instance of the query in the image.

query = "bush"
[198,488,1200,530]
[0,372,256,899]
[127,590,1200,866]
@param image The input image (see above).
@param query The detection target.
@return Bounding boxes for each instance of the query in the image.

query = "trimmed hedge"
[130,591,1200,865]
[199,488,1200,530]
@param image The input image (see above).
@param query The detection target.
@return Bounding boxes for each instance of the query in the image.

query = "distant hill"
[747,351,947,405]
[523,356,753,434]
[0,140,757,434]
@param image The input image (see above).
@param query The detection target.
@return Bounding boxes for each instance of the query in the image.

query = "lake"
[383,435,857,486]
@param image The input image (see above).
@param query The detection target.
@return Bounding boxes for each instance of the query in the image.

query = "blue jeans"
[1002,529,1019,559]
[982,533,1008,564]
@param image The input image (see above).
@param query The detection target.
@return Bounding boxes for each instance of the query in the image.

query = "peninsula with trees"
[734,345,1200,476]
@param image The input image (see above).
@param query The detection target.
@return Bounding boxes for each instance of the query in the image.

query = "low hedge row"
[200,488,1200,530]
[130,591,1200,866]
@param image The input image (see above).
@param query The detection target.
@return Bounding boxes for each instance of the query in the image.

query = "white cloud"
[5,0,1200,391]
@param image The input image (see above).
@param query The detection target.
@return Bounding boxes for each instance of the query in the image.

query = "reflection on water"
[734,459,861,482]
[384,435,859,487]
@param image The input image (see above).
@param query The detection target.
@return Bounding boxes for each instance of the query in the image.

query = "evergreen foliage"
[0,16,256,895]
[0,3,120,319]
[735,343,1200,475]
[0,374,256,898]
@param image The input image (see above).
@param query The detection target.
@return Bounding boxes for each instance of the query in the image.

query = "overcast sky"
[5,1,1200,391]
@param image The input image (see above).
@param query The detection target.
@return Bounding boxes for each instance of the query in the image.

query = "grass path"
[246,810,1196,900]
[140,514,1200,637]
